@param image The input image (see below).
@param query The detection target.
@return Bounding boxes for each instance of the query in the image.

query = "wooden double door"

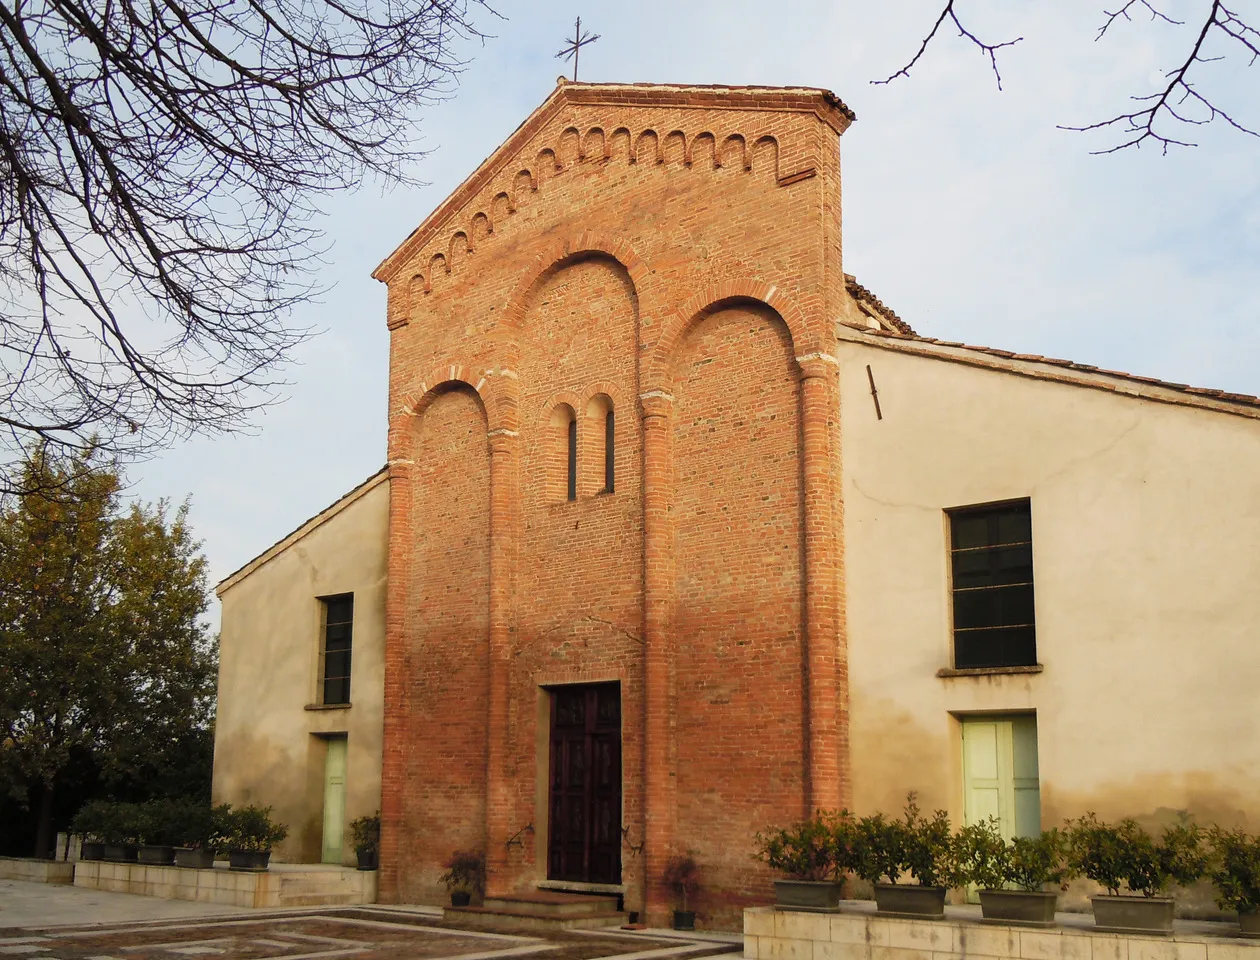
[547,683,622,883]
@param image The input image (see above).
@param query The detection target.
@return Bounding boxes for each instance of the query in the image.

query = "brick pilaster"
[640,390,675,926]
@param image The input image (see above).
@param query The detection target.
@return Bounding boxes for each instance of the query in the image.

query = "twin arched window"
[551,395,614,502]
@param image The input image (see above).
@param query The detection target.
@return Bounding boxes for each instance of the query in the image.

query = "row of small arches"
[408,126,785,301]
[550,394,615,503]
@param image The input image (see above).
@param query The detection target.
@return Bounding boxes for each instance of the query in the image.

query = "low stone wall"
[73,861,377,908]
[745,904,1260,960]
[0,857,75,884]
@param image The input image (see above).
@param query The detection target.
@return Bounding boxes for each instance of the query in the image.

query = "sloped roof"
[848,325,1260,417]
[215,467,388,596]
[373,80,856,283]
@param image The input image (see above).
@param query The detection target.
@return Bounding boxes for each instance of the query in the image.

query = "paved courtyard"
[0,885,740,960]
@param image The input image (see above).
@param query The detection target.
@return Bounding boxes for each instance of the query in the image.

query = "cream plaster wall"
[212,473,389,865]
[838,337,1260,835]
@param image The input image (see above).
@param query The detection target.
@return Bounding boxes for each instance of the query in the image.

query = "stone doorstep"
[444,905,629,931]
[483,892,622,917]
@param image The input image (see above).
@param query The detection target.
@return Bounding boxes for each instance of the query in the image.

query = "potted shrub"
[102,802,142,862]
[754,809,851,910]
[853,794,957,919]
[980,829,1065,927]
[174,803,225,869]
[215,804,288,871]
[1066,813,1206,934]
[137,799,180,865]
[351,812,381,871]
[663,853,700,930]
[440,850,485,907]
[1209,827,1260,936]
[72,800,109,861]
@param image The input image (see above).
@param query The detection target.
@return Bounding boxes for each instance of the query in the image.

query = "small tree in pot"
[174,803,227,869]
[214,804,288,871]
[853,793,959,919]
[350,812,381,871]
[1066,813,1206,934]
[440,850,485,907]
[136,798,182,865]
[71,800,110,861]
[1209,828,1260,936]
[754,809,851,910]
[960,824,1065,927]
[102,802,143,862]
[663,853,700,930]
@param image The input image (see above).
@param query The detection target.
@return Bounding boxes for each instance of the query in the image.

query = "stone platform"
[0,857,75,884]
[445,891,627,931]
[73,860,377,908]
[745,902,1260,960]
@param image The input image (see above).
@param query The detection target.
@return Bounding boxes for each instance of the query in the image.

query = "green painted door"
[962,715,1039,838]
[321,737,348,864]
[961,716,1040,900]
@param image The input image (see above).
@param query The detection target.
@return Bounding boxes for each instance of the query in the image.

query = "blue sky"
[126,1,1260,610]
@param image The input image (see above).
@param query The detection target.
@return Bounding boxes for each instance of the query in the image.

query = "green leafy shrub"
[212,804,288,853]
[754,810,852,882]
[1007,829,1069,891]
[1210,828,1260,916]
[1066,813,1205,897]
[351,812,381,854]
[440,850,485,894]
[955,819,1009,891]
[71,800,112,843]
[852,794,959,888]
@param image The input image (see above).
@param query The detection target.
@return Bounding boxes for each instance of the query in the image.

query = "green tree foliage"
[0,446,216,856]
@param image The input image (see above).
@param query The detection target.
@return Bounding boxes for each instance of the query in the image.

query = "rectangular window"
[321,594,354,705]
[949,500,1036,669]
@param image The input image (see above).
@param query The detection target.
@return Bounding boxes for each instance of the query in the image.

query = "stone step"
[443,904,627,931]
[481,891,621,917]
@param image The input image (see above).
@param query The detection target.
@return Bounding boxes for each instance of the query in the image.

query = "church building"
[213,81,1260,929]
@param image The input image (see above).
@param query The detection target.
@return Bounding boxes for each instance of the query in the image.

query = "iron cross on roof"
[555,17,600,82]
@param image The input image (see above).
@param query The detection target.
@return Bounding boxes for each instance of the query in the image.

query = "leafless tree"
[877,1,1258,154]
[0,0,491,494]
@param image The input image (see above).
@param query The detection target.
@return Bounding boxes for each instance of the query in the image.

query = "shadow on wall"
[213,728,318,862]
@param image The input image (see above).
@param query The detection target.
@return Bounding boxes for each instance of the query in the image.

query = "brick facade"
[376,81,854,929]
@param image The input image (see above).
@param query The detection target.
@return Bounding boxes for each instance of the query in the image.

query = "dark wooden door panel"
[547,683,621,883]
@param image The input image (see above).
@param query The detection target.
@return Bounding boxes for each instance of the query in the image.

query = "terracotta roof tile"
[859,328,1260,412]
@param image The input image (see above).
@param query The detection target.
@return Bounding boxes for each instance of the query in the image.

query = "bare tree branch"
[0,0,494,493]
[1064,1,1260,153]
[878,1,1258,154]
[874,0,1024,91]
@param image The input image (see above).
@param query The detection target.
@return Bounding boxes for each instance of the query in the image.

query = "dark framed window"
[948,500,1036,669]
[321,594,354,705]
[603,410,615,494]
[567,418,577,501]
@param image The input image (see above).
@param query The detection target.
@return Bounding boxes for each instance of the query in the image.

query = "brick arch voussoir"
[580,379,625,416]
[389,362,512,459]
[500,232,648,329]
[644,281,816,396]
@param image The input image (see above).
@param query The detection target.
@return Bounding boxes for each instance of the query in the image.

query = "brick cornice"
[372,81,854,285]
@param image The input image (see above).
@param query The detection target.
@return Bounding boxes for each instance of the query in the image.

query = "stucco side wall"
[839,341,1260,832]
[212,477,388,864]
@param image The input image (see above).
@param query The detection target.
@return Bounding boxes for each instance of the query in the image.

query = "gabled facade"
[213,80,1260,930]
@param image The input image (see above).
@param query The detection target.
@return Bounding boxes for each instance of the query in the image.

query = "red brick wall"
[378,84,849,927]
[673,304,805,928]
[396,384,490,903]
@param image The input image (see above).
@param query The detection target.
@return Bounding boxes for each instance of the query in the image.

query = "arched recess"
[642,281,815,397]
[499,232,648,330]
[669,298,806,922]
[545,399,579,503]
[584,392,615,497]
[392,379,491,901]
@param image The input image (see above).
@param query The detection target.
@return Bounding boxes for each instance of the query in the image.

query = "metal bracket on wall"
[621,826,644,857]
[505,824,534,849]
